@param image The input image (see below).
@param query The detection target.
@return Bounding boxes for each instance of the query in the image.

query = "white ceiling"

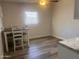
[0,0,55,3]
[3,0,38,3]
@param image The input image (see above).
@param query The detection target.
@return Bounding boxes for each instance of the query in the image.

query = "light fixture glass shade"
[39,0,49,6]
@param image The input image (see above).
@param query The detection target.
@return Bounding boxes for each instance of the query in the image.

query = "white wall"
[52,0,79,40]
[0,5,3,59]
[2,2,52,39]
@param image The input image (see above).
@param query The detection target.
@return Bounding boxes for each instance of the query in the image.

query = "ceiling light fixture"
[39,0,48,6]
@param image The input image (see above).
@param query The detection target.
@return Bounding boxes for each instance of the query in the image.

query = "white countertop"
[59,37,79,51]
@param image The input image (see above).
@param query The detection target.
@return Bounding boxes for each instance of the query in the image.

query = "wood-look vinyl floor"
[4,37,58,59]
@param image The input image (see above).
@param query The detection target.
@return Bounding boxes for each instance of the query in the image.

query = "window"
[25,11,38,25]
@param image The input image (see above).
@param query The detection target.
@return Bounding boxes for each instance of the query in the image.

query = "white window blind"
[25,11,38,25]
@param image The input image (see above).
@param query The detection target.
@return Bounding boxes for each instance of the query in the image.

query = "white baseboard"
[29,34,51,40]
[53,35,65,40]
